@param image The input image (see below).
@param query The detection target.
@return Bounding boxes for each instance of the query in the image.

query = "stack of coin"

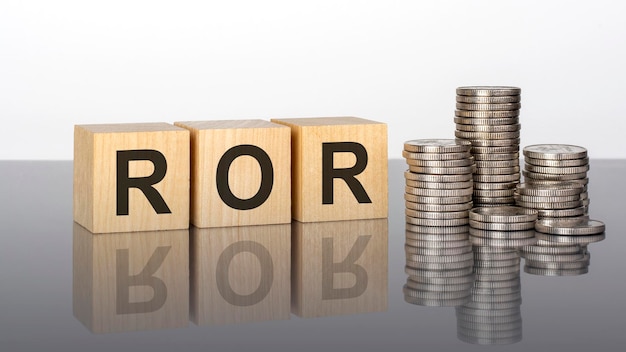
[468,206,538,248]
[454,86,522,207]
[523,218,606,276]
[519,144,590,216]
[403,139,475,306]
[456,246,523,345]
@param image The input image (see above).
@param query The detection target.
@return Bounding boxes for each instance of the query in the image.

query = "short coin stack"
[518,144,590,217]
[468,206,539,248]
[522,218,606,276]
[454,86,522,207]
[403,139,475,306]
[456,247,523,345]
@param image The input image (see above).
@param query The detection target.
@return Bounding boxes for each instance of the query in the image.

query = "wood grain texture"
[291,219,388,318]
[271,117,388,222]
[190,224,290,326]
[74,123,190,233]
[174,120,291,227]
[72,222,189,333]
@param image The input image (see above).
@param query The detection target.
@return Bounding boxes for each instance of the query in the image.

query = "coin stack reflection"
[403,139,475,307]
[518,144,590,217]
[454,86,522,207]
[456,247,523,345]
[522,218,606,276]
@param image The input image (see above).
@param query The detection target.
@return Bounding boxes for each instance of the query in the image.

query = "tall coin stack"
[403,139,475,307]
[454,86,522,207]
[456,247,523,345]
[522,218,606,276]
[518,144,590,217]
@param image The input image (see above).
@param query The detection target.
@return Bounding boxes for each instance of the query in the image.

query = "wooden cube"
[291,219,388,318]
[72,223,189,333]
[74,123,190,233]
[174,120,291,228]
[190,224,291,326]
[271,117,388,222]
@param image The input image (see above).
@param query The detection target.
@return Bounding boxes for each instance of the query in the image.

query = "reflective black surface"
[1,160,625,351]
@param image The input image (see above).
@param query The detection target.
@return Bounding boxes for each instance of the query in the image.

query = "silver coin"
[521,244,581,255]
[409,274,476,285]
[473,152,520,161]
[525,177,589,186]
[525,258,590,270]
[405,295,471,307]
[473,173,520,183]
[406,259,475,270]
[473,252,520,262]
[406,200,474,212]
[407,281,473,292]
[403,285,473,300]
[405,170,473,182]
[406,229,470,240]
[470,206,538,223]
[535,218,605,235]
[472,145,520,154]
[521,251,585,262]
[405,193,473,204]
[524,266,588,276]
[473,189,516,198]
[456,102,521,111]
[472,196,516,205]
[406,209,469,219]
[475,159,520,168]
[406,157,475,167]
[406,238,472,249]
[406,179,474,189]
[473,181,519,190]
[516,182,584,196]
[456,86,521,96]
[514,193,581,203]
[404,139,472,153]
[470,228,536,239]
[406,186,474,197]
[455,123,521,132]
[463,138,520,147]
[524,156,589,167]
[523,170,588,181]
[523,144,588,160]
[472,245,519,254]
[454,116,520,126]
[472,279,521,290]
[404,265,473,282]
[456,130,521,140]
[472,258,521,268]
[455,109,520,118]
[525,164,590,175]
[403,150,472,160]
[407,252,474,263]
[515,199,583,210]
[409,165,476,175]
[406,245,473,256]
[535,232,605,245]
[474,166,520,175]
[470,236,538,248]
[470,220,536,231]
[470,291,522,303]
[456,95,521,104]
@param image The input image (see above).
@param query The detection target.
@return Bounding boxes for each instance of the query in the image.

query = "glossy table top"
[1,159,624,351]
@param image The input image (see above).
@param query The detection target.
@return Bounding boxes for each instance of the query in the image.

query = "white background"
[1,0,625,160]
